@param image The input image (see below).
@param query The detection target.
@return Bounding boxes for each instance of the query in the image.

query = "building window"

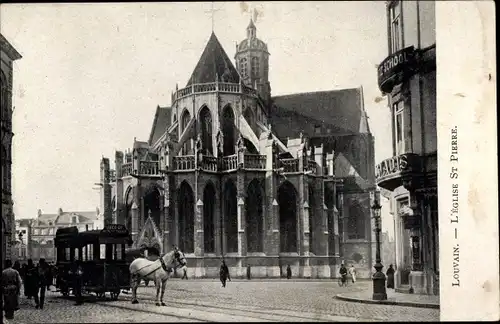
[251,57,260,78]
[314,125,321,134]
[347,201,366,240]
[394,101,405,155]
[239,58,248,78]
[389,1,403,53]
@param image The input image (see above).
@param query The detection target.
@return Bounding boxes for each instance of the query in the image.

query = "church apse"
[99,21,376,279]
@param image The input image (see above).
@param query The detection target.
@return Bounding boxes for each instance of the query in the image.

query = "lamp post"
[18,232,23,261]
[371,191,387,300]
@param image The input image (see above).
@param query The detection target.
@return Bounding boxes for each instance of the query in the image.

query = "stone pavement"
[3,279,439,323]
[336,288,440,309]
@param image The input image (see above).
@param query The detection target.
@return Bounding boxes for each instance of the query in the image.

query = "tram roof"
[55,224,133,247]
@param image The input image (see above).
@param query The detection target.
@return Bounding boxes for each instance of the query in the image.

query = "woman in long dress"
[386,264,395,288]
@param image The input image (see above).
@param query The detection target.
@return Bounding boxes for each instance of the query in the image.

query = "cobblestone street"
[4,280,439,323]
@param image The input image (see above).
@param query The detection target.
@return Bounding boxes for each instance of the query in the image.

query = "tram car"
[54,224,133,300]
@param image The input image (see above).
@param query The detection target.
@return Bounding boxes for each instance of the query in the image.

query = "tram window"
[83,244,93,261]
[65,248,71,261]
[74,248,80,260]
[114,244,123,260]
[100,244,106,259]
[87,244,93,260]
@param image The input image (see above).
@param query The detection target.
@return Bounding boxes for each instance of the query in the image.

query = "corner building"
[375,1,437,295]
[1,34,22,268]
[100,21,377,278]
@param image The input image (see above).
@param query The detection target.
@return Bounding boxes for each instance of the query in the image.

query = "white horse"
[129,249,187,306]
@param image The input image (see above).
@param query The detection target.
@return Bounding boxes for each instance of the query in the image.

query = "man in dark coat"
[70,260,84,305]
[24,259,38,301]
[219,260,231,288]
[286,265,292,280]
[34,258,50,309]
[339,263,348,286]
[2,260,22,319]
[386,264,395,289]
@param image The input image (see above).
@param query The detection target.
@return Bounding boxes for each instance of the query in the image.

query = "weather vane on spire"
[205,2,223,32]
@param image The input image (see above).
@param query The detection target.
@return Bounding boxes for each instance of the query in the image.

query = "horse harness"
[133,252,184,277]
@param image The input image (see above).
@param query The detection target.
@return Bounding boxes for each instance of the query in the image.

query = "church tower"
[235,19,271,105]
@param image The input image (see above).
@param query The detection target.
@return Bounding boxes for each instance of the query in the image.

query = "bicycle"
[338,275,348,287]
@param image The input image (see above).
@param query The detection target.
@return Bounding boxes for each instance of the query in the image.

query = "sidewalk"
[336,288,440,309]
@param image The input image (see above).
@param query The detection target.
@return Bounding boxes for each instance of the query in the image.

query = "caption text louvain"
[449,126,460,287]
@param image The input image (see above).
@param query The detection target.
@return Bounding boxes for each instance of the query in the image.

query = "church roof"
[148,106,171,146]
[186,32,240,86]
[0,33,22,60]
[270,87,370,138]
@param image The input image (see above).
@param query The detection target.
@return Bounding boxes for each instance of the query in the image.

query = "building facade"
[100,21,377,279]
[13,218,31,263]
[1,33,22,268]
[375,1,437,295]
[29,208,103,262]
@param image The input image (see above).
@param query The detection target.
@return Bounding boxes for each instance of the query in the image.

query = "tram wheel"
[110,290,120,300]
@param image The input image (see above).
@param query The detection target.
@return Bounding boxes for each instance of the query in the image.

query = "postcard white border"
[437,1,498,321]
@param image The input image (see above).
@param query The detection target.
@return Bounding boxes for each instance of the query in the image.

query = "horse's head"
[174,250,187,268]
[161,249,187,269]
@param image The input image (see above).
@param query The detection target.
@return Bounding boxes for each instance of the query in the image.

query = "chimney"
[37,209,42,218]
[58,208,63,216]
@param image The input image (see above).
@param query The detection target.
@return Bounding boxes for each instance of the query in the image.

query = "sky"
[1,2,393,236]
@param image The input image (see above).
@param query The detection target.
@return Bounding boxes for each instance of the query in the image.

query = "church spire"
[247,18,256,39]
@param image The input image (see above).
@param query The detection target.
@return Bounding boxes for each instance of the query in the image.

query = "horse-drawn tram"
[54,224,133,300]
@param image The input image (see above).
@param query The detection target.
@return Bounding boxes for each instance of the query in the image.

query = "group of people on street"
[338,262,396,289]
[339,263,357,286]
[2,258,54,320]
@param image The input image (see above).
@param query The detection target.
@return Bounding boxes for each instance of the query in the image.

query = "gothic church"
[99,20,376,278]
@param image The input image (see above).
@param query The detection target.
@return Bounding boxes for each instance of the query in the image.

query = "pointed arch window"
[199,107,213,155]
[251,57,260,78]
[239,58,248,78]
[181,110,192,155]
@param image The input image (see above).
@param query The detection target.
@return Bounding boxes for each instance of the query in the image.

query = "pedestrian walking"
[219,260,231,288]
[286,264,292,280]
[20,263,27,282]
[348,264,357,283]
[13,260,21,273]
[339,263,348,287]
[70,260,84,305]
[386,264,395,289]
[24,259,38,301]
[34,258,50,309]
[2,259,22,320]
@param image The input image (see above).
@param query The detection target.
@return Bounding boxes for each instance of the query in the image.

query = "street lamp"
[18,232,24,260]
[371,192,387,300]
